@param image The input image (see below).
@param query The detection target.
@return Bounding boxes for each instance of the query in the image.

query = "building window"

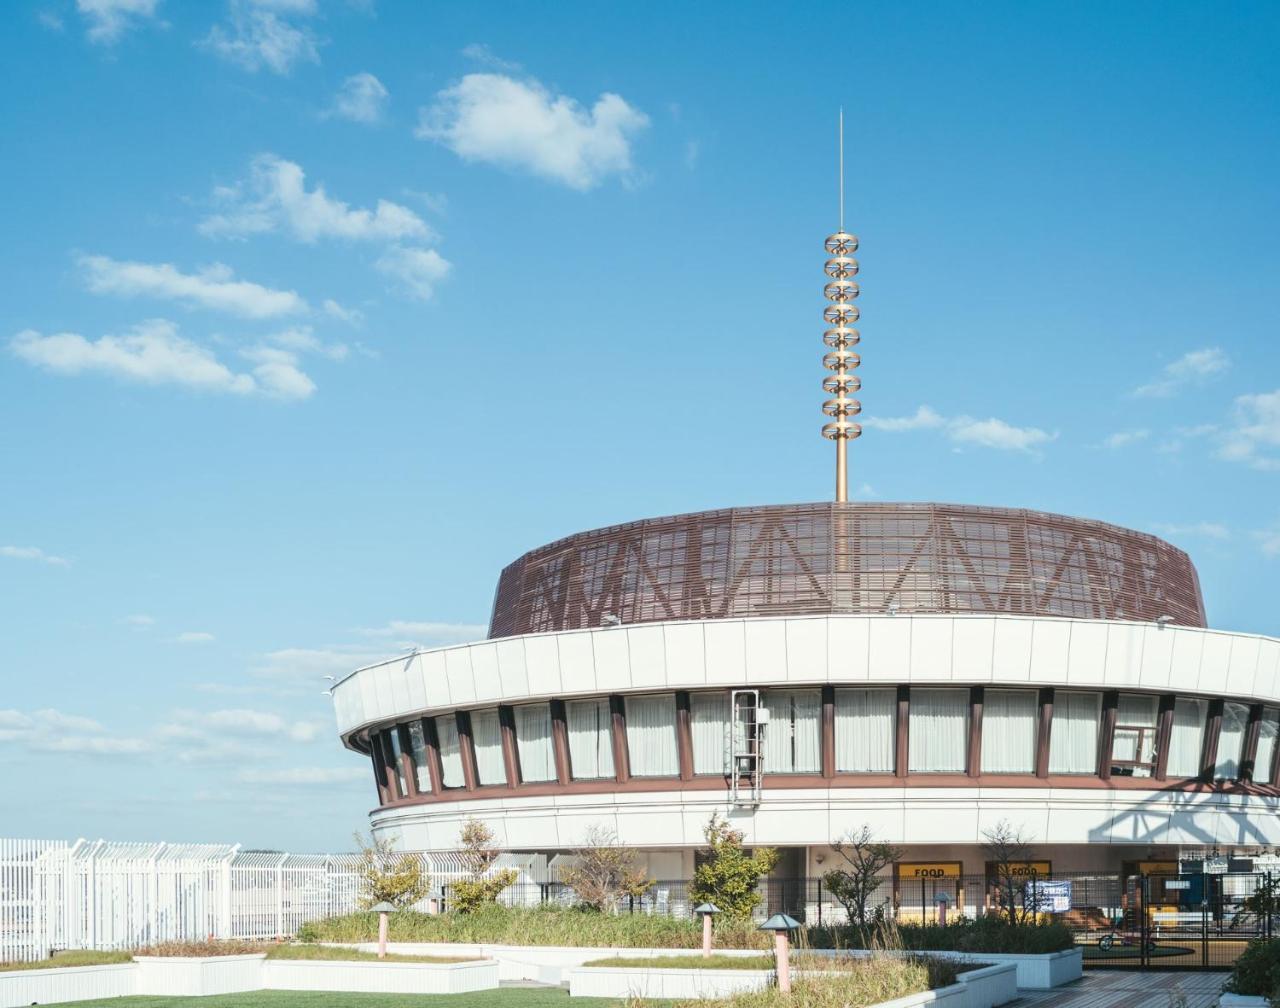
[407,721,431,792]
[626,693,679,777]
[383,728,407,797]
[469,709,505,786]
[765,689,821,774]
[435,715,465,788]
[1215,702,1251,780]
[981,689,1037,774]
[1255,708,1279,785]
[690,692,730,775]
[514,703,556,782]
[1167,697,1208,778]
[1111,693,1158,777]
[1049,691,1100,774]
[834,688,895,772]
[567,698,615,780]
[908,688,969,773]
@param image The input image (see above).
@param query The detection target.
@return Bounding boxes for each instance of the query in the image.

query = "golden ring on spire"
[824,232,859,256]
[823,327,860,349]
[821,419,863,440]
[824,257,859,279]
[822,303,860,325]
[824,280,860,302]
[823,374,862,394]
[823,350,861,371]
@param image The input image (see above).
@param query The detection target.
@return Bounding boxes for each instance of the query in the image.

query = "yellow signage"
[1136,861,1176,875]
[897,861,961,880]
[996,861,1052,877]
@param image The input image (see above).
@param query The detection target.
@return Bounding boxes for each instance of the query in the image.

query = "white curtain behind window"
[765,689,821,773]
[1049,691,1100,774]
[1167,697,1207,778]
[469,708,505,786]
[436,714,465,788]
[908,688,968,773]
[515,703,555,782]
[567,698,615,779]
[407,721,431,792]
[1255,709,1279,785]
[690,692,730,775]
[981,689,1037,773]
[626,693,679,776]
[1215,702,1250,780]
[834,688,894,772]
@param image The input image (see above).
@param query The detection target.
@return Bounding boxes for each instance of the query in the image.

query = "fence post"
[275,854,287,940]
[816,877,822,927]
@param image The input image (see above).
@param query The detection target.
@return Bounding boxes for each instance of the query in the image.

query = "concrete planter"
[0,963,136,1008]
[264,958,498,994]
[567,960,1018,1005]
[1220,995,1269,1008]
[802,947,1079,991]
[133,953,267,996]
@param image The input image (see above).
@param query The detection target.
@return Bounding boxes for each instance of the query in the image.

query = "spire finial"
[821,110,862,503]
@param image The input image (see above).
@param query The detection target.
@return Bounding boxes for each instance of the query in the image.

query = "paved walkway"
[1017,972,1228,1008]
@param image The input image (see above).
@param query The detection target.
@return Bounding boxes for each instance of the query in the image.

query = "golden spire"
[821,108,862,502]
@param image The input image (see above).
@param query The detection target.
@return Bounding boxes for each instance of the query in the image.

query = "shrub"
[354,831,429,909]
[823,827,901,927]
[583,954,776,969]
[451,819,518,914]
[690,813,779,921]
[134,940,269,957]
[0,950,133,971]
[1227,937,1280,1002]
[880,917,1073,954]
[265,944,476,963]
[559,825,653,911]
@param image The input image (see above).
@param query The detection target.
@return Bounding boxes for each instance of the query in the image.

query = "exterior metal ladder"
[730,689,766,806]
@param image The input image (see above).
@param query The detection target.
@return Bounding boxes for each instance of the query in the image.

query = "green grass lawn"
[40,988,617,1008]
[0,950,134,971]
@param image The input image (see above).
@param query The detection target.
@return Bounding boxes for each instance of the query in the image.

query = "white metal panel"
[990,618,1033,682]
[784,618,826,682]
[383,656,413,719]
[1138,626,1176,689]
[417,649,450,708]
[402,654,429,713]
[557,631,598,695]
[951,617,995,682]
[1103,623,1143,687]
[867,617,910,682]
[703,620,746,685]
[522,634,561,698]
[663,621,706,686]
[826,615,869,681]
[1029,620,1070,685]
[743,620,786,685]
[1167,627,1205,692]
[1227,635,1262,698]
[588,628,631,693]
[1064,621,1107,686]
[1256,638,1280,701]
[444,647,477,705]
[469,644,503,702]
[494,637,529,697]
[909,617,953,681]
[1199,632,1234,697]
[626,625,667,688]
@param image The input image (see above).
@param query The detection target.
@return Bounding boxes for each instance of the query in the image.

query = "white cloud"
[11,319,315,401]
[202,154,429,243]
[1133,347,1229,398]
[269,326,348,361]
[330,72,388,124]
[356,620,486,643]
[321,299,363,325]
[1,545,69,566]
[238,766,367,785]
[1152,522,1230,540]
[204,0,318,75]
[0,708,150,755]
[81,255,307,319]
[161,707,325,749]
[1218,389,1280,471]
[864,405,1054,453]
[416,72,649,190]
[175,631,216,643]
[250,646,385,685]
[1261,526,1280,558]
[76,0,159,44]
[124,613,155,627]
[375,246,451,300]
[460,43,520,72]
[1104,429,1149,449]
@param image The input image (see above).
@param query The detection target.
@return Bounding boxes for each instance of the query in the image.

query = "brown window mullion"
[1201,699,1224,782]
[1034,687,1054,778]
[498,705,520,787]
[1098,691,1119,780]
[968,686,984,778]
[550,699,571,786]
[1242,704,1264,783]
[676,692,695,782]
[1154,695,1176,781]
[396,724,419,797]
[456,711,480,791]
[821,686,835,780]
[610,694,631,784]
[421,718,444,796]
[895,686,909,778]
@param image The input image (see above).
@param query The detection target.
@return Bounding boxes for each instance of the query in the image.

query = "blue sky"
[1,0,1278,850]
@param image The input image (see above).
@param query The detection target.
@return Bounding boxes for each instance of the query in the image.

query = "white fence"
[1,838,464,963]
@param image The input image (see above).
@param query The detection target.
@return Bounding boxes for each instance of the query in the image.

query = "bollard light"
[693,903,721,958]
[759,913,801,993]
[369,901,396,959]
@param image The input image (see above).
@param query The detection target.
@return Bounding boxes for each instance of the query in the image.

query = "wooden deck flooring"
[1016,972,1228,1008]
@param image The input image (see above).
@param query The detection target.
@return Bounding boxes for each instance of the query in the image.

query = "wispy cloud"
[0,708,150,755]
[124,613,155,627]
[204,0,319,75]
[1152,521,1231,541]
[175,631,216,644]
[81,255,307,319]
[355,620,486,644]
[11,319,315,401]
[1218,388,1280,471]
[864,405,1055,453]
[375,246,451,300]
[460,43,521,72]
[237,766,367,785]
[1133,347,1229,398]
[202,154,430,243]
[417,72,649,190]
[329,72,388,124]
[76,0,160,45]
[1104,429,1149,449]
[1,545,69,566]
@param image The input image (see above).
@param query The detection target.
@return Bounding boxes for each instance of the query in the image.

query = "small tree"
[823,825,902,927]
[982,819,1038,925]
[449,818,518,914]
[354,832,429,909]
[558,825,653,911]
[689,813,778,921]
